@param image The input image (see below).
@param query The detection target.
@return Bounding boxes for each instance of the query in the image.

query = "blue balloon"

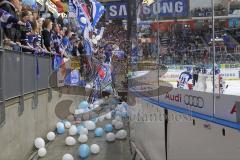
[79,144,90,158]
[104,124,113,132]
[78,101,90,109]
[84,108,90,112]
[77,125,85,134]
[57,126,65,134]
[95,128,104,137]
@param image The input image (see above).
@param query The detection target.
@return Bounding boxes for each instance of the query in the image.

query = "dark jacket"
[0,0,19,41]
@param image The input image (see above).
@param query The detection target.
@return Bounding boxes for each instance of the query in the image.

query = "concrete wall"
[0,89,84,160]
[130,98,240,160]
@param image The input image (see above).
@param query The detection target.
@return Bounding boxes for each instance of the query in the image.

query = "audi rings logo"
[184,95,204,108]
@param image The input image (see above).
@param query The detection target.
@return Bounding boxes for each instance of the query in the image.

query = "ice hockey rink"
[169,80,240,96]
[130,70,240,96]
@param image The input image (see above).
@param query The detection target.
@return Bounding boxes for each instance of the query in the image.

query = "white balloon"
[115,116,122,121]
[106,133,115,142]
[89,104,94,109]
[69,125,77,136]
[105,113,112,120]
[79,127,88,135]
[57,122,64,128]
[65,122,72,129]
[84,121,96,131]
[80,17,86,24]
[47,132,56,141]
[62,154,74,160]
[98,116,104,122]
[78,135,88,143]
[90,144,100,154]
[112,119,118,126]
[75,109,84,115]
[116,130,127,140]
[38,148,47,157]
[115,121,124,130]
[34,138,45,149]
[65,137,76,146]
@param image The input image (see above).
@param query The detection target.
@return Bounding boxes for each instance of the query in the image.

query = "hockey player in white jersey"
[177,67,193,90]
[211,64,226,94]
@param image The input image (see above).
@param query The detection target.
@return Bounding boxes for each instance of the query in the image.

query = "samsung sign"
[106,2,128,19]
[141,0,189,17]
[106,0,189,20]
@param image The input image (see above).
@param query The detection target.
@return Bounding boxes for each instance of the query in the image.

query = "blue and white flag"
[90,0,105,28]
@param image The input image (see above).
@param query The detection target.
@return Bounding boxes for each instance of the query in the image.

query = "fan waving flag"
[89,0,105,28]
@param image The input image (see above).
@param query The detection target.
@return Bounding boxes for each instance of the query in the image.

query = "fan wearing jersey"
[177,67,193,90]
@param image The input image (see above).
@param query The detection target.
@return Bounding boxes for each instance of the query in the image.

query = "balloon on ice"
[95,128,104,137]
[34,138,45,149]
[84,121,96,131]
[112,119,118,126]
[65,137,76,146]
[79,144,90,158]
[78,135,88,143]
[64,121,71,129]
[79,127,88,135]
[56,122,64,128]
[115,116,122,122]
[77,125,84,134]
[38,148,47,157]
[69,125,77,136]
[57,125,65,134]
[105,112,112,120]
[104,124,113,132]
[106,133,115,142]
[114,121,124,130]
[116,130,127,140]
[62,153,74,160]
[47,132,55,141]
[90,144,100,154]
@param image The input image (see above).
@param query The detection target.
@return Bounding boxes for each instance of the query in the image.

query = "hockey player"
[211,64,226,94]
[192,66,201,86]
[177,67,193,90]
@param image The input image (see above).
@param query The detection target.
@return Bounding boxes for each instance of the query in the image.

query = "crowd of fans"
[191,5,227,17]
[137,26,240,65]
[0,0,128,66]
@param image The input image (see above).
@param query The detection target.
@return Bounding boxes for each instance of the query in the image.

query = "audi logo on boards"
[184,95,204,108]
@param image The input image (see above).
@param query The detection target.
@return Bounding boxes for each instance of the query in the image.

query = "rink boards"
[133,88,240,130]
